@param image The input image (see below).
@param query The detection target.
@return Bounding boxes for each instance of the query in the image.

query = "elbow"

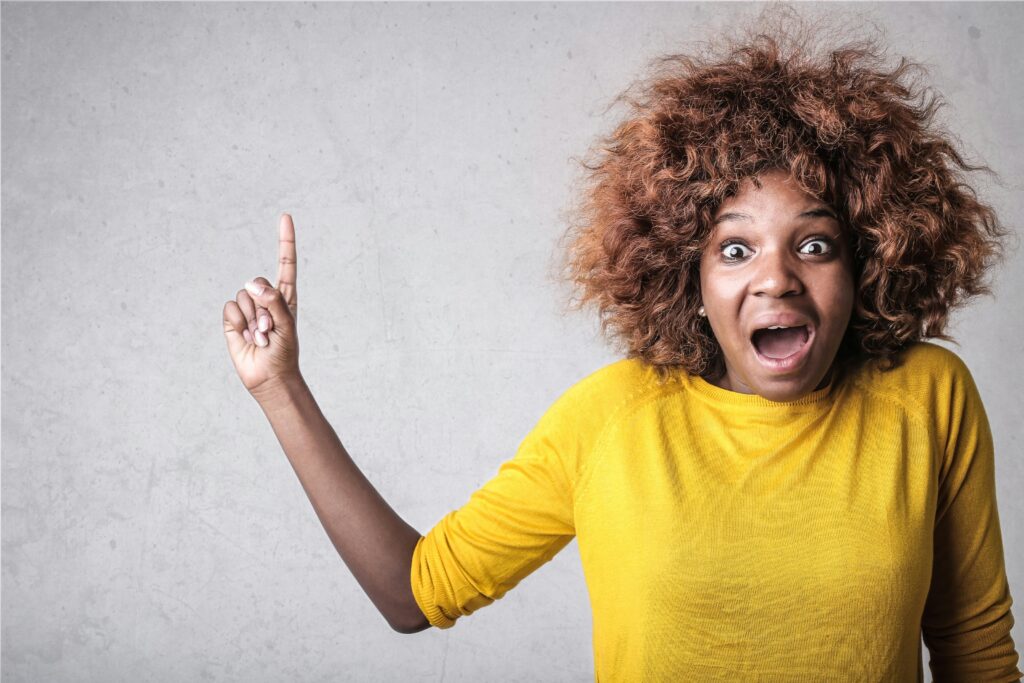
[385,594,432,634]
[389,614,432,634]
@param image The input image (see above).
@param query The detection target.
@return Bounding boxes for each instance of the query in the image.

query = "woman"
[222,18,1021,682]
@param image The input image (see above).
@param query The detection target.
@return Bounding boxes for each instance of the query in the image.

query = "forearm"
[256,375,430,633]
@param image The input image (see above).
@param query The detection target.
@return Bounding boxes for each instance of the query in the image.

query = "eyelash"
[719,237,835,262]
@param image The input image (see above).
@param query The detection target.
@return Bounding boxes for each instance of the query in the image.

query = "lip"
[751,325,815,373]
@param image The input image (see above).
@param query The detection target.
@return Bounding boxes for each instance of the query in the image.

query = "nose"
[752,247,804,298]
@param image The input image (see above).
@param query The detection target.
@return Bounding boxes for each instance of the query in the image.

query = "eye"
[799,238,834,256]
[720,240,752,261]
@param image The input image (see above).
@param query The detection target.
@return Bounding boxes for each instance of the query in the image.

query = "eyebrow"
[713,207,839,225]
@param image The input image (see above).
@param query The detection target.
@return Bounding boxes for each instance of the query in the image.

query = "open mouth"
[750,325,813,370]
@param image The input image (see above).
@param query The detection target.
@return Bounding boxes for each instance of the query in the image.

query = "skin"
[223,216,429,634]
[697,169,855,402]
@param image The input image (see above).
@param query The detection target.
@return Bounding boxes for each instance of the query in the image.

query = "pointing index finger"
[276,213,297,305]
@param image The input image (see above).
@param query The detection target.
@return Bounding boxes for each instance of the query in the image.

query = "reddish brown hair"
[560,9,1009,384]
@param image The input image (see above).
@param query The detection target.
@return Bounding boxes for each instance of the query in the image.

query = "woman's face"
[698,169,855,402]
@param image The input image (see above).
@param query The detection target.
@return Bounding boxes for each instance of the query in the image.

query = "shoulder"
[527,357,669,460]
[544,357,668,424]
[856,341,974,391]
[850,341,981,426]
[895,340,972,378]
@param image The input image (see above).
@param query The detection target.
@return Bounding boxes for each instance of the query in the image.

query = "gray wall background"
[3,2,1022,681]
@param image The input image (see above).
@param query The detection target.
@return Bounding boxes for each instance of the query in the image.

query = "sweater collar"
[686,371,838,411]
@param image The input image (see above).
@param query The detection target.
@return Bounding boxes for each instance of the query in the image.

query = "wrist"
[252,373,308,409]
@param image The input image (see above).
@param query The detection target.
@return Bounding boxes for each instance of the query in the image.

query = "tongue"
[753,327,807,359]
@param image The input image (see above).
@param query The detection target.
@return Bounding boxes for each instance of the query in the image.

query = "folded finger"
[245,278,274,333]
[258,309,273,334]
[236,288,257,324]
[223,300,249,356]
[253,295,272,334]
[237,288,264,340]
[245,277,293,335]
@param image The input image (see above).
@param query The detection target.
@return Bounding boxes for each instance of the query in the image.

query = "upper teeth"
[767,325,789,330]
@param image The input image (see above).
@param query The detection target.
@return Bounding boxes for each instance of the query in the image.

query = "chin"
[739,324,838,401]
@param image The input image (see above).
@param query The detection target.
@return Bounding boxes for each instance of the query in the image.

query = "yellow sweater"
[410,341,1021,681]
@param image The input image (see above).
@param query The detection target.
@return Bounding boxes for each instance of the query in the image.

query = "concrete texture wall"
[3,2,1022,681]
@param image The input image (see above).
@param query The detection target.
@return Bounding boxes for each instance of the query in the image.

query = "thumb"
[245,279,294,333]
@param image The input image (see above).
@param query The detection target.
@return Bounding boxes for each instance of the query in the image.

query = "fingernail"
[258,315,268,332]
[254,329,267,347]
[245,281,264,296]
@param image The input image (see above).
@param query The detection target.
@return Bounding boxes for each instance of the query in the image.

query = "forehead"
[715,172,823,215]
[707,173,840,236]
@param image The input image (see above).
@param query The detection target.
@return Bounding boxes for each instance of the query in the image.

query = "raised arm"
[222,214,430,633]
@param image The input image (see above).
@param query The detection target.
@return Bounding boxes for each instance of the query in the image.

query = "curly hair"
[560,7,1010,385]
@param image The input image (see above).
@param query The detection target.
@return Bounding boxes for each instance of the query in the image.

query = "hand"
[222,214,302,400]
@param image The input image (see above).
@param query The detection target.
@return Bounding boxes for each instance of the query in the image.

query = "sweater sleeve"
[921,357,1022,681]
[409,394,578,629]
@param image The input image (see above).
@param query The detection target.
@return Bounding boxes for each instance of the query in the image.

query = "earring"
[698,305,706,317]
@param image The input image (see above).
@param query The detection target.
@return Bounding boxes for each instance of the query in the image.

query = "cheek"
[703,279,745,310]
[698,263,740,302]
[817,272,856,329]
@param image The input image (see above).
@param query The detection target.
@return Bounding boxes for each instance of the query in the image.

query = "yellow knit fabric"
[410,341,1021,681]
